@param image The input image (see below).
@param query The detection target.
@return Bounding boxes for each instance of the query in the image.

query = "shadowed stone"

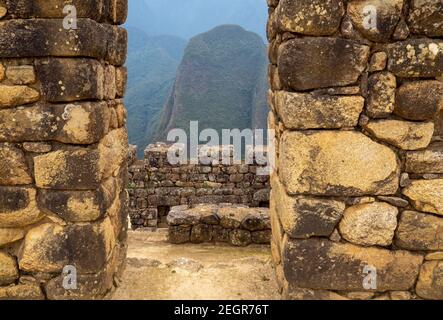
[387,40,443,77]
[0,187,44,228]
[279,131,400,196]
[396,211,443,251]
[408,0,443,37]
[18,219,115,274]
[229,229,252,246]
[405,143,443,174]
[272,175,344,238]
[395,81,443,121]
[278,38,369,90]
[282,238,423,291]
[0,144,32,185]
[275,91,364,129]
[275,0,344,35]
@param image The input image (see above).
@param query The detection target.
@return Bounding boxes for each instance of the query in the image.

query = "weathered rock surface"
[190,224,213,243]
[282,238,423,291]
[0,102,111,144]
[0,228,25,246]
[229,229,252,247]
[387,40,443,77]
[279,131,400,196]
[0,283,44,300]
[6,65,36,85]
[396,211,443,251]
[402,179,443,215]
[274,91,364,129]
[405,143,443,174]
[0,144,32,185]
[278,38,369,90]
[0,252,19,285]
[416,261,443,300]
[408,0,443,37]
[395,81,443,121]
[272,175,345,238]
[168,225,192,244]
[369,52,388,72]
[347,0,404,42]
[364,120,434,150]
[167,206,201,226]
[19,220,114,274]
[0,85,39,108]
[0,187,44,228]
[366,72,397,118]
[339,202,398,246]
[275,0,344,35]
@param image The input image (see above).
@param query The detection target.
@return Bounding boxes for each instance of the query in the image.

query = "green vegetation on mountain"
[151,25,269,143]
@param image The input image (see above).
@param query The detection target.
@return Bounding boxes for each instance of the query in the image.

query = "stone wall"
[128,143,270,229]
[0,0,129,299]
[268,0,443,300]
[167,204,271,246]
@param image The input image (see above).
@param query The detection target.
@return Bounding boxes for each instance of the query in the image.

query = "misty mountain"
[151,25,269,142]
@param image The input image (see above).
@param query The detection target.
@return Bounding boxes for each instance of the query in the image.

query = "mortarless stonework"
[268,0,443,300]
[128,143,270,229]
[0,0,129,300]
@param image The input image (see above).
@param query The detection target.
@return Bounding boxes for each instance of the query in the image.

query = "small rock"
[400,173,411,187]
[390,291,412,300]
[339,202,398,246]
[6,66,36,85]
[0,7,6,19]
[377,196,409,208]
[0,85,40,108]
[392,19,410,40]
[369,52,387,72]
[167,258,203,273]
[22,142,52,153]
[366,72,396,118]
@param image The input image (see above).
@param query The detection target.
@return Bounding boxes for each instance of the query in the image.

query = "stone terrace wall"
[128,143,270,229]
[167,204,271,246]
[0,0,128,299]
[268,0,443,300]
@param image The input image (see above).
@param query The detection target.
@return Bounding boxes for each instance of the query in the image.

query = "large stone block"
[272,175,344,238]
[339,202,398,246]
[279,131,400,196]
[0,102,110,144]
[416,261,443,300]
[347,0,404,42]
[278,38,369,90]
[0,144,32,185]
[364,120,434,150]
[0,19,127,65]
[405,143,443,174]
[34,128,127,189]
[0,84,39,108]
[0,187,44,228]
[387,40,443,77]
[408,0,443,37]
[402,179,443,215]
[275,0,344,35]
[35,58,112,102]
[19,219,115,274]
[282,238,423,291]
[395,81,443,121]
[396,211,443,251]
[274,91,364,129]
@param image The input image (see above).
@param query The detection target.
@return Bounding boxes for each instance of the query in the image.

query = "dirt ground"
[112,229,280,300]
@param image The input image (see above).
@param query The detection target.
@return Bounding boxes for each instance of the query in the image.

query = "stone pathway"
[112,229,280,300]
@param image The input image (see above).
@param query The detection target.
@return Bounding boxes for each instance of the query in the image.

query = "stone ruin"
[268,0,443,300]
[128,143,270,229]
[0,0,128,299]
[0,0,442,301]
